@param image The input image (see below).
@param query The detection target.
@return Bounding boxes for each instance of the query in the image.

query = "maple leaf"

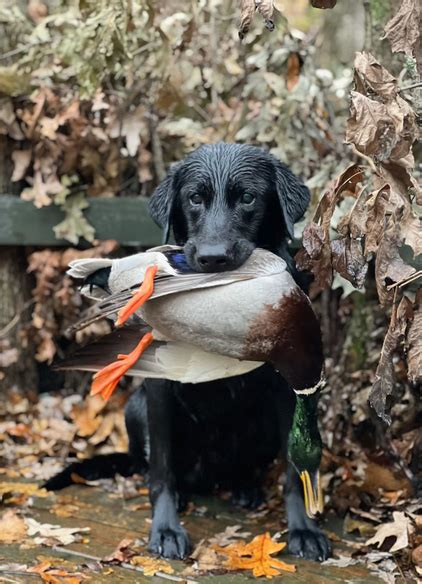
[131,555,174,576]
[215,533,296,579]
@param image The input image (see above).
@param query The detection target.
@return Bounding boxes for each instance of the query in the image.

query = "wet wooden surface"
[0,479,398,584]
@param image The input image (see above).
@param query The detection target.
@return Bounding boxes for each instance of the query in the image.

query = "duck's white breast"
[141,271,298,360]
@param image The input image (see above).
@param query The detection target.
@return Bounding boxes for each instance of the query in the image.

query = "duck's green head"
[287,393,323,518]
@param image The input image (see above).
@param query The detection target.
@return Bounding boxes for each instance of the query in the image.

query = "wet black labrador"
[46,143,330,562]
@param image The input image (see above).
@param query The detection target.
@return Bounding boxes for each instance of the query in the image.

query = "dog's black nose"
[196,244,231,271]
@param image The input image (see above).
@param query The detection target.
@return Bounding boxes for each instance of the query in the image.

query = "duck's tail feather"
[53,324,153,373]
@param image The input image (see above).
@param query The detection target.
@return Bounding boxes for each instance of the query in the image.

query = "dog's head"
[149,143,309,272]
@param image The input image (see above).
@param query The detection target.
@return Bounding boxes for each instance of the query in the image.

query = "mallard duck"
[56,245,325,517]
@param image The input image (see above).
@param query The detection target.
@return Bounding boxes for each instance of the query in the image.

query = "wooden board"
[0,480,393,584]
[0,195,162,247]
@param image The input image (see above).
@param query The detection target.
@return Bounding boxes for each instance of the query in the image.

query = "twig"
[399,81,422,92]
[363,0,372,51]
[0,299,34,338]
[386,270,422,291]
[51,547,199,584]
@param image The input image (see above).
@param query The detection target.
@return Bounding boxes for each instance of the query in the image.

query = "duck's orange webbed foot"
[90,332,154,401]
[116,264,158,326]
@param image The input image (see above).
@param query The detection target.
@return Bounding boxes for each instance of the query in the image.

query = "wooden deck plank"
[0,195,162,247]
[0,480,391,584]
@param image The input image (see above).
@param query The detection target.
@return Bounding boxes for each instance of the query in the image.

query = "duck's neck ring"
[293,375,325,396]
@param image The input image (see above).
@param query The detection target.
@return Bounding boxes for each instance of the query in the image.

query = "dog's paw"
[148,523,190,559]
[288,528,331,562]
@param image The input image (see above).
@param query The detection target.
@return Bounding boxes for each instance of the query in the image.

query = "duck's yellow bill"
[300,470,323,519]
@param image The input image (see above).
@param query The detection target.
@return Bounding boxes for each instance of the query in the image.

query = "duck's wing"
[68,249,287,333]
[54,324,261,383]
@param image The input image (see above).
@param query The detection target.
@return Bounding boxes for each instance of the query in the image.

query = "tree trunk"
[0,136,38,393]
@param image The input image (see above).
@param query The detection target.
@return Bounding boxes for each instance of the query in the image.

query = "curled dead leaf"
[408,289,422,384]
[383,0,422,70]
[369,297,413,423]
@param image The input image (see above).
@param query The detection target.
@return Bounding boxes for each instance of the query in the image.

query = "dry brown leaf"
[215,532,296,578]
[296,164,365,294]
[255,0,275,31]
[375,215,416,306]
[310,0,337,7]
[412,544,422,568]
[239,0,275,39]
[369,297,412,424]
[383,0,422,70]
[103,538,137,563]
[239,0,255,39]
[0,481,48,498]
[286,53,301,91]
[189,539,228,572]
[209,525,252,547]
[346,53,416,165]
[366,511,414,553]
[408,289,422,384]
[11,149,32,182]
[0,509,27,543]
[27,560,87,584]
[131,555,174,576]
[25,517,90,546]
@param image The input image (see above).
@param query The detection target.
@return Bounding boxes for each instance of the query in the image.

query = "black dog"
[46,143,330,561]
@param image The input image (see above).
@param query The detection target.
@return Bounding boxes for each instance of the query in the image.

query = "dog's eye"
[241,193,255,206]
[189,194,203,206]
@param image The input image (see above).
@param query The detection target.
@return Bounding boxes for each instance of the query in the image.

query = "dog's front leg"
[145,378,190,559]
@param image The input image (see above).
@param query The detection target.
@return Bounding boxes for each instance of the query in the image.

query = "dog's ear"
[148,163,183,243]
[273,160,310,240]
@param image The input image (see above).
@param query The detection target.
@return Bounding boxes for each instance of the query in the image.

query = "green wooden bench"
[0,195,162,247]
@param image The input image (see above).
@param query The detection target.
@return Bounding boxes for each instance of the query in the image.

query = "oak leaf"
[383,0,422,70]
[366,511,414,553]
[215,532,296,579]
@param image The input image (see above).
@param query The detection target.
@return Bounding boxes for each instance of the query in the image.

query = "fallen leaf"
[103,538,137,563]
[189,539,228,572]
[215,532,296,579]
[0,481,49,499]
[0,509,27,543]
[25,517,90,546]
[322,556,359,567]
[131,555,174,576]
[27,560,87,584]
[412,544,422,568]
[209,525,252,547]
[366,512,414,553]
